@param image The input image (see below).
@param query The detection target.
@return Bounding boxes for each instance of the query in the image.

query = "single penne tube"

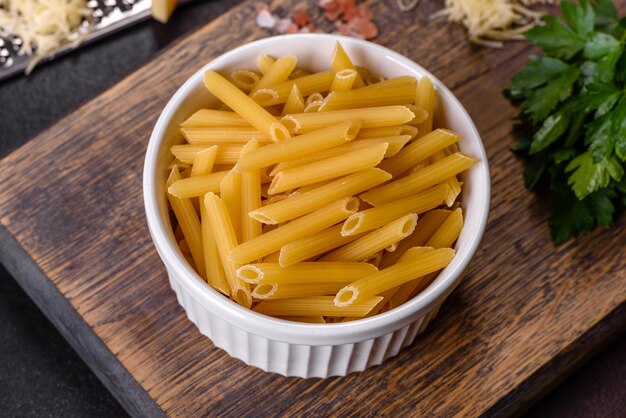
[304,101,324,113]
[170,144,243,165]
[406,105,430,126]
[229,197,359,264]
[230,70,260,92]
[262,251,281,262]
[330,69,358,92]
[281,106,414,133]
[415,76,436,138]
[237,262,378,284]
[426,207,463,248]
[180,109,250,128]
[235,120,361,172]
[270,135,411,175]
[321,214,418,262]
[357,125,418,139]
[306,92,324,105]
[282,84,305,115]
[168,170,229,198]
[250,168,391,224]
[240,140,262,243]
[378,209,451,268]
[253,282,346,299]
[268,143,388,194]
[320,86,418,111]
[190,146,218,177]
[342,184,449,235]
[432,149,463,206]
[360,75,417,91]
[254,296,383,317]
[289,68,312,79]
[379,247,437,308]
[251,56,298,93]
[278,225,366,267]
[203,193,251,307]
[200,198,230,295]
[330,42,365,88]
[360,153,477,206]
[203,70,290,142]
[180,127,273,144]
[251,71,335,106]
[220,169,242,242]
[334,247,455,307]
[257,54,275,74]
[167,167,206,279]
[378,129,461,177]
[276,316,326,323]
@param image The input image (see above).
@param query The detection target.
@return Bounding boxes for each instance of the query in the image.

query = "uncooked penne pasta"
[330,69,358,92]
[203,193,251,307]
[406,105,430,126]
[167,167,206,279]
[281,106,414,133]
[180,127,272,144]
[201,198,230,296]
[322,214,418,262]
[170,144,244,165]
[426,208,463,248]
[237,262,378,284]
[252,56,298,93]
[432,149,463,206]
[276,316,326,323]
[235,120,360,172]
[257,54,275,75]
[360,153,477,206]
[378,129,461,177]
[249,168,391,224]
[271,135,410,174]
[304,101,323,112]
[282,85,305,115]
[240,140,262,243]
[342,184,449,235]
[361,76,416,91]
[229,197,359,264]
[231,70,260,92]
[251,71,335,106]
[278,225,366,267]
[190,146,218,177]
[204,70,290,141]
[306,92,324,105]
[254,296,383,317]
[415,76,436,138]
[220,169,242,242]
[378,209,451,269]
[330,42,365,88]
[168,170,229,198]
[334,247,454,307]
[357,125,418,139]
[268,143,387,194]
[320,86,418,111]
[180,109,250,128]
[253,282,345,299]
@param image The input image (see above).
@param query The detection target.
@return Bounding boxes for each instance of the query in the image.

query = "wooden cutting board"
[1,1,625,417]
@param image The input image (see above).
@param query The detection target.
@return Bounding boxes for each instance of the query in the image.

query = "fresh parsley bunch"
[505,0,626,244]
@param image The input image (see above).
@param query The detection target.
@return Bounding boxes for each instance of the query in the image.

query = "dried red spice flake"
[254,1,378,40]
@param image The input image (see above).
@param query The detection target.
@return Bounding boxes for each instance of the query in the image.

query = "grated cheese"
[399,0,558,48]
[0,0,89,65]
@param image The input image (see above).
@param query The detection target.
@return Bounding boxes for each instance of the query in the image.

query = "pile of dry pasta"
[166,43,478,323]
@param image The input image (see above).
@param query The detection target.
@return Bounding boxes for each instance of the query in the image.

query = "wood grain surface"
[1,1,626,417]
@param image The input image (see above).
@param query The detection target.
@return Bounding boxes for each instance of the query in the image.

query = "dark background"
[0,1,625,416]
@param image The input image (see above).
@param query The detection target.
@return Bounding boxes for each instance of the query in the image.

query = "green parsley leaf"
[566,151,624,199]
[530,105,572,154]
[563,0,595,35]
[525,16,586,59]
[549,190,615,244]
[522,66,580,122]
[508,56,571,98]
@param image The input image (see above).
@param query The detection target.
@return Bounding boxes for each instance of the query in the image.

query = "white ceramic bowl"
[143,34,490,378]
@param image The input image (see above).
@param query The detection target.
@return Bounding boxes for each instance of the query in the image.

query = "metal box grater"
[0,0,189,81]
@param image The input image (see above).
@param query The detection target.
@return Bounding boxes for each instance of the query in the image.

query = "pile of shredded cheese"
[0,0,89,63]
[400,0,558,48]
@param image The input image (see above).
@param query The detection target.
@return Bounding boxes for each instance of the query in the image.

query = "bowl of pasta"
[143,34,490,378]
